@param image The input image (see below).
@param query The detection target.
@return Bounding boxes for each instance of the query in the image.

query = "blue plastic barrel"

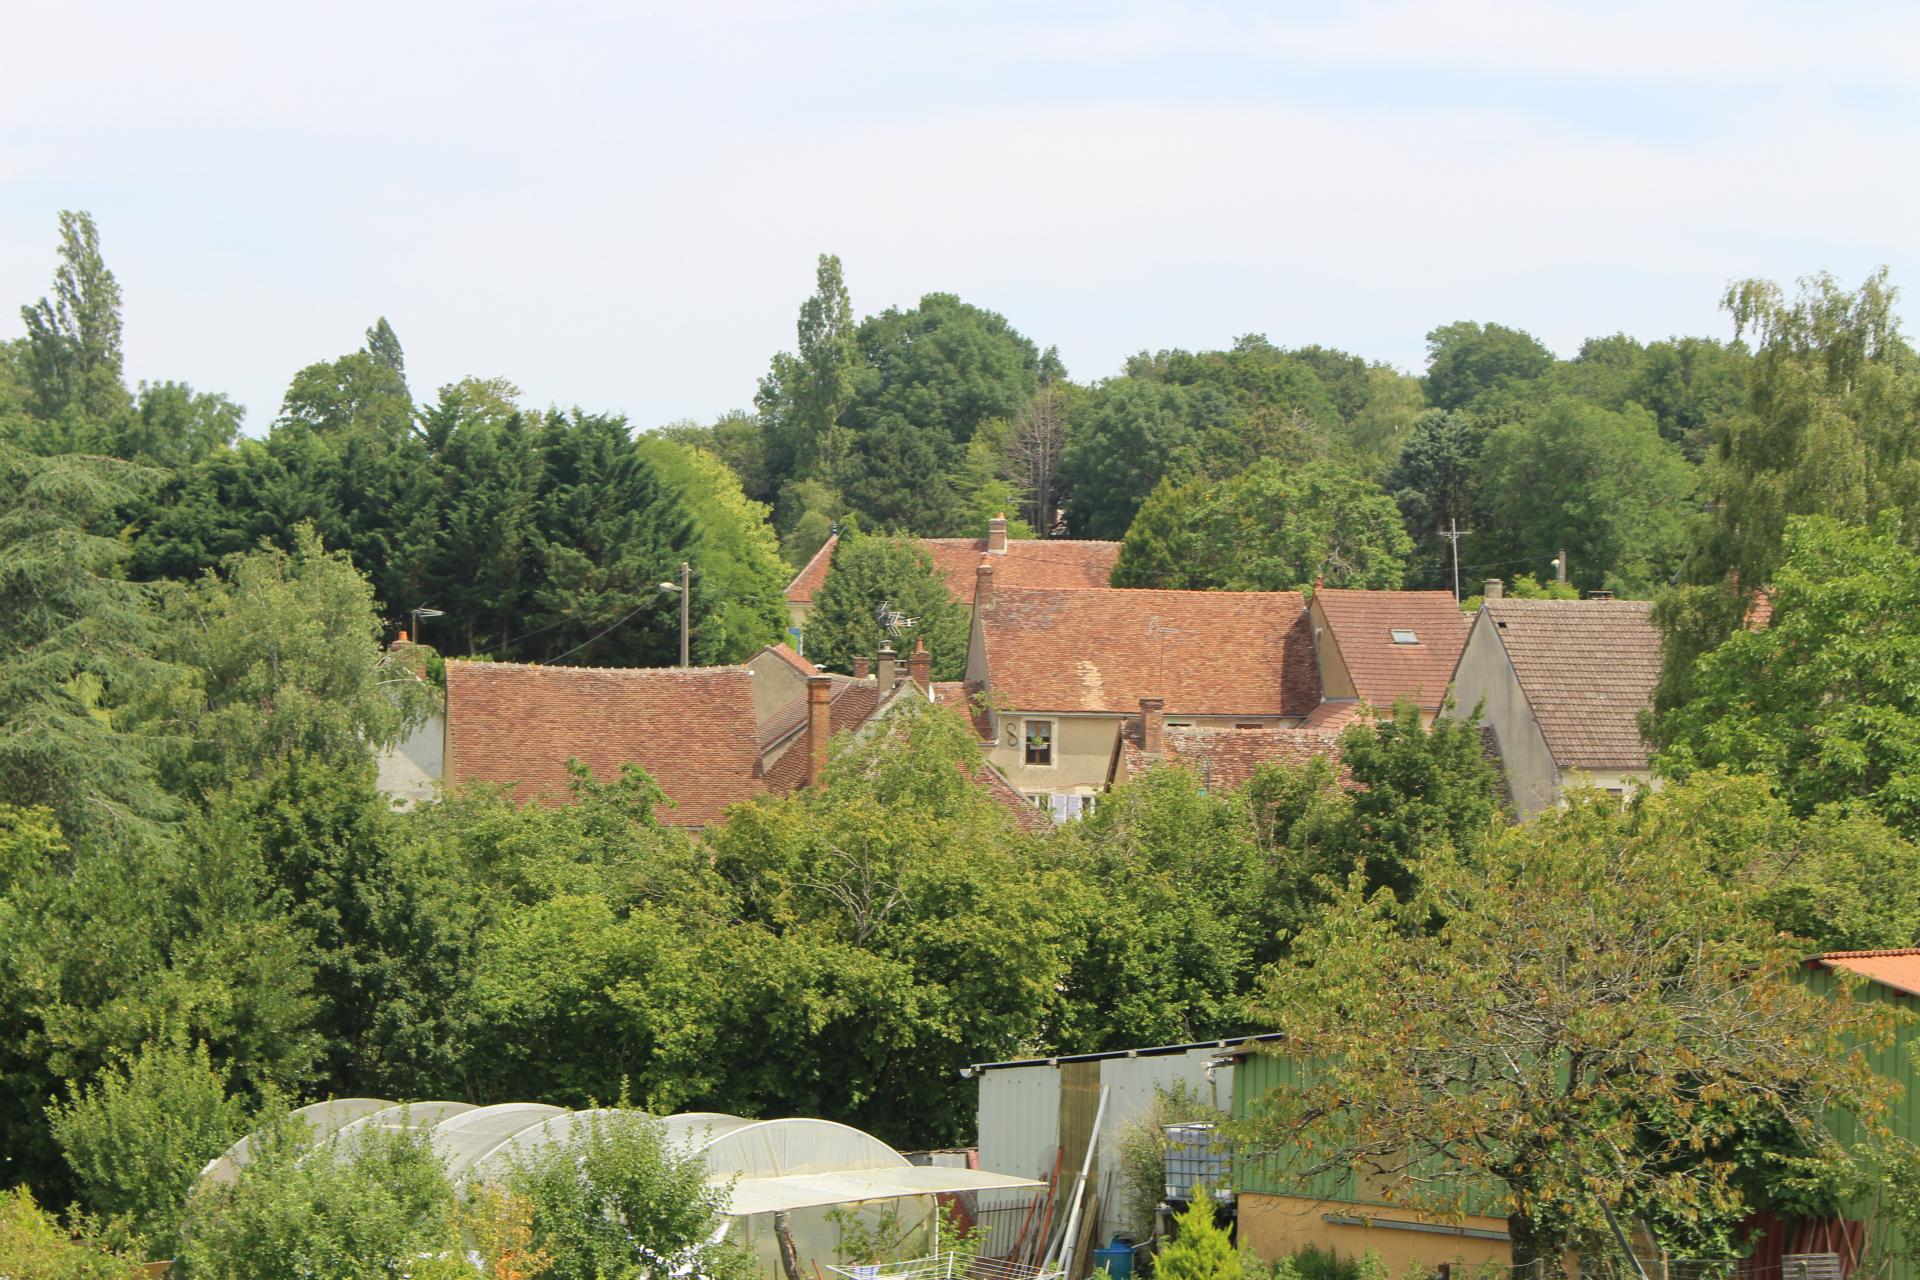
[1092,1238,1135,1280]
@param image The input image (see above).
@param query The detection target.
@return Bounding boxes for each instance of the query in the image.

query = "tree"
[1385,409,1483,590]
[1057,380,1216,538]
[801,529,971,680]
[363,316,408,396]
[1112,459,1410,592]
[114,381,244,470]
[1652,516,1920,837]
[759,255,860,487]
[148,524,433,797]
[1477,397,1698,595]
[48,1038,255,1257]
[1245,797,1894,1270]
[636,438,790,662]
[278,323,414,447]
[0,445,175,846]
[18,211,129,423]
[1005,384,1069,534]
[1421,320,1554,411]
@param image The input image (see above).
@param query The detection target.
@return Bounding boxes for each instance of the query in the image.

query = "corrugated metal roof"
[966,1033,1281,1074]
[1817,948,1920,998]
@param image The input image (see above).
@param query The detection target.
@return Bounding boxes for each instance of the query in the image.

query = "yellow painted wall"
[1239,1193,1515,1274]
[983,714,1123,793]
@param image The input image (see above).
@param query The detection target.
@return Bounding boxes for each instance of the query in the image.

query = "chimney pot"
[396,628,411,645]
[876,645,897,690]
[1140,696,1166,756]
[1483,578,1504,600]
[852,656,870,679]
[975,558,994,607]
[908,637,932,694]
[987,513,1008,555]
[806,675,833,789]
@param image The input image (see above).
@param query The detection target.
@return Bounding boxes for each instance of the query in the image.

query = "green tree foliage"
[1421,320,1555,410]
[1113,459,1410,591]
[802,528,971,680]
[1384,409,1482,589]
[17,211,130,424]
[176,1112,459,1279]
[759,254,860,488]
[636,438,791,661]
[1058,380,1219,538]
[499,1108,752,1280]
[1245,796,1894,1268]
[1477,397,1698,595]
[1653,516,1920,837]
[48,1038,255,1257]
[710,702,1066,1143]
[0,445,175,846]
[147,525,433,797]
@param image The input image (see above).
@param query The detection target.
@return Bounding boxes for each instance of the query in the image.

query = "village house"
[1444,585,1662,818]
[782,514,1120,651]
[962,565,1322,819]
[1308,586,1472,726]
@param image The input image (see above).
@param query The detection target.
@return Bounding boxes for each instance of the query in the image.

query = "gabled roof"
[1314,588,1471,713]
[1814,949,1920,999]
[444,661,763,827]
[1480,599,1660,770]
[757,675,866,752]
[784,535,1122,606]
[1113,723,1348,791]
[977,587,1319,716]
[760,642,819,677]
[932,680,992,741]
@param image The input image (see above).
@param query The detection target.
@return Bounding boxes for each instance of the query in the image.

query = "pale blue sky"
[3,2,1916,433]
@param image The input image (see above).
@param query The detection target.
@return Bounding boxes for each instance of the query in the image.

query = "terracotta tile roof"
[977,587,1318,716]
[784,535,1121,605]
[1814,949,1920,999]
[785,535,839,604]
[1745,588,1775,631]
[1300,700,1368,732]
[444,661,763,827]
[756,675,863,752]
[1314,588,1471,713]
[1115,722,1347,791]
[760,681,883,790]
[976,764,1055,834]
[1483,599,1661,770]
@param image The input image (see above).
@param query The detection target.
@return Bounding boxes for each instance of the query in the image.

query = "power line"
[545,601,655,666]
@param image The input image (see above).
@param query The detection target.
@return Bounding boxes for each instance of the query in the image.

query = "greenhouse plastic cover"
[717,1166,1044,1216]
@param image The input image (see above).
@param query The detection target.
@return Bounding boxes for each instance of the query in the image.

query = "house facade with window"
[1444,595,1662,819]
[962,564,1321,819]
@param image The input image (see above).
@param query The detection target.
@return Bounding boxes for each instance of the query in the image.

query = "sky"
[3,1,1917,434]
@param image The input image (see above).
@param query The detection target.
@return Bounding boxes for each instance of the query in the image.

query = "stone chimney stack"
[1140,696,1166,756]
[976,558,994,608]
[987,513,1008,555]
[875,644,897,690]
[908,638,931,694]
[806,675,832,789]
[852,656,870,679]
[1483,578,1505,600]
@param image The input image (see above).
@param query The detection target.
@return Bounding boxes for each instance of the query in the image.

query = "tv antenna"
[875,600,917,638]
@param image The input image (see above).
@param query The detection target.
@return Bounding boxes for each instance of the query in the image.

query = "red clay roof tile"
[978,587,1318,716]
[1314,588,1471,713]
[444,661,763,827]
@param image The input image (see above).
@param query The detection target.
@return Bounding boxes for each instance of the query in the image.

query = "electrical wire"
[544,600,657,666]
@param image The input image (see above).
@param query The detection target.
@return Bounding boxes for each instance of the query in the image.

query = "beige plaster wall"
[1444,612,1559,819]
[1308,597,1357,700]
[983,713,1122,794]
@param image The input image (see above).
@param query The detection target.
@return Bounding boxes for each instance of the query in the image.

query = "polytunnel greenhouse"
[200,1100,1042,1275]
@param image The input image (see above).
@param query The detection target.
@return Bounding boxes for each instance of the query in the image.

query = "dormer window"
[1390,628,1419,645]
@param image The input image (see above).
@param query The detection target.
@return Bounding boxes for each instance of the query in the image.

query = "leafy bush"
[1154,1198,1241,1280]
[0,1187,146,1279]
[48,1037,255,1258]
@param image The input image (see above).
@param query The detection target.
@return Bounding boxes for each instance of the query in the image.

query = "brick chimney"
[1483,578,1504,600]
[975,558,994,608]
[908,637,931,694]
[806,675,832,788]
[875,644,897,690]
[1140,696,1165,756]
[987,513,1008,555]
[852,656,870,679]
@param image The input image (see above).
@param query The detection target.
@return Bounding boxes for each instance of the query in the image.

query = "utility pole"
[678,560,690,668]
[1555,547,1568,585]
[1437,519,1471,603]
